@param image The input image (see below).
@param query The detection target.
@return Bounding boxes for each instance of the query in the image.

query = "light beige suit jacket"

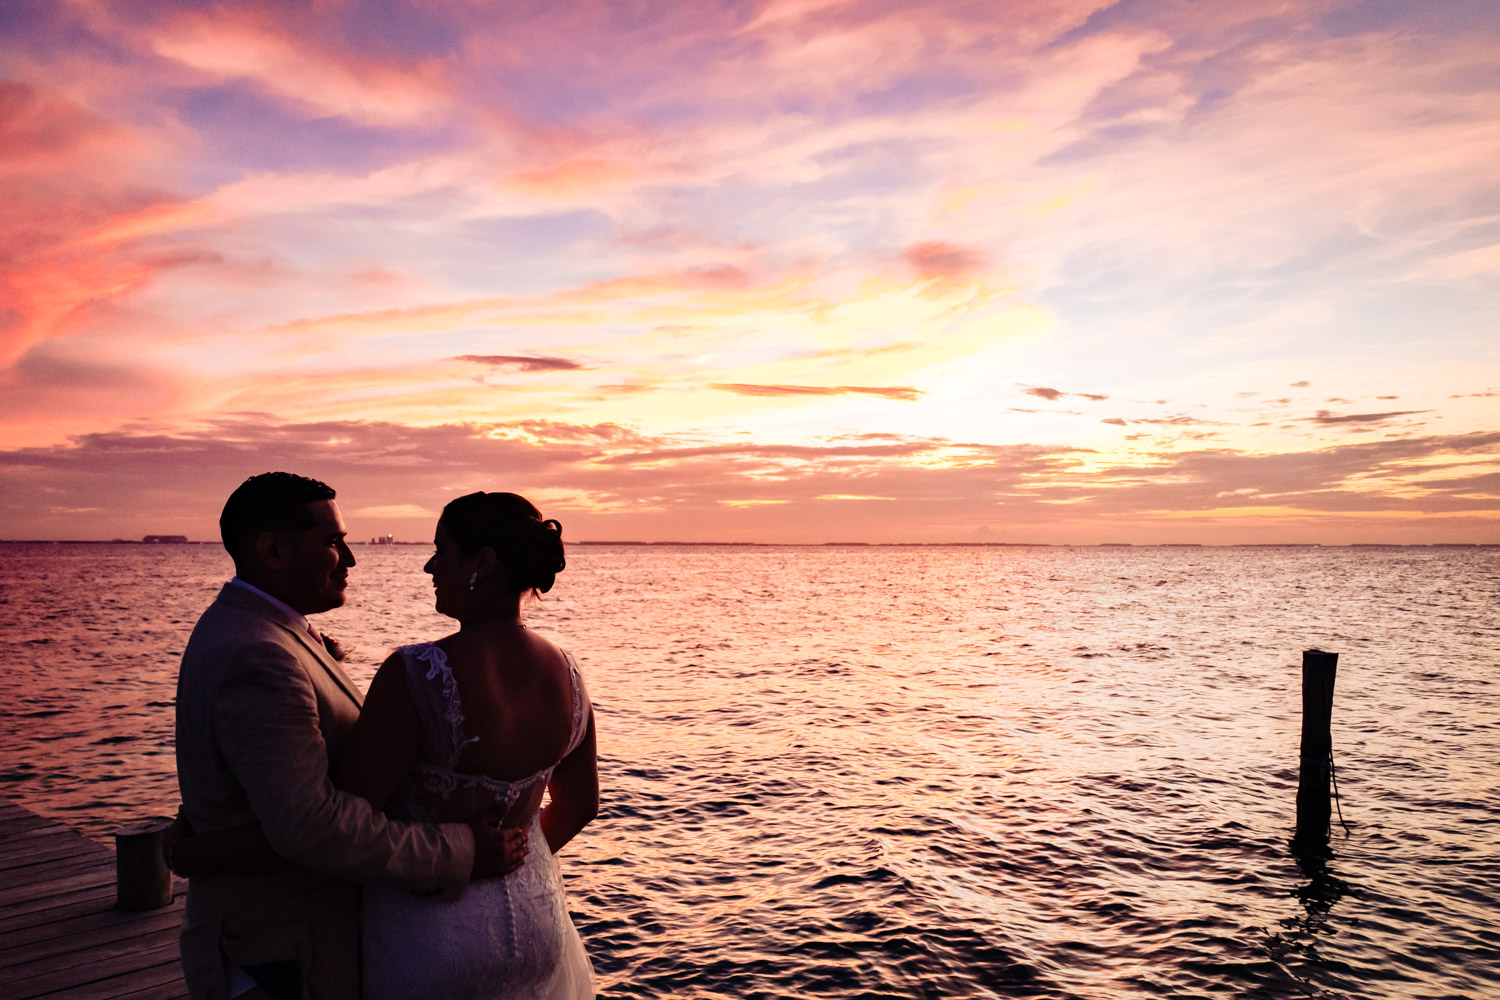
[175,583,474,1000]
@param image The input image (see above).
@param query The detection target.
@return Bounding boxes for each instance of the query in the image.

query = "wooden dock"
[0,797,187,999]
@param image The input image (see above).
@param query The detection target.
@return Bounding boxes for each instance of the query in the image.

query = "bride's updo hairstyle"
[442,491,565,595]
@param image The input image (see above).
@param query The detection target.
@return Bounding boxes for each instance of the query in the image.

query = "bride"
[339,492,597,999]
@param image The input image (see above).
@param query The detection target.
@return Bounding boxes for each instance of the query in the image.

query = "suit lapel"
[288,625,365,708]
[214,583,365,708]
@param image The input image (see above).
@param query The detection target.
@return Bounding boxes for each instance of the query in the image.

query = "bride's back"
[395,490,585,828]
[441,627,575,781]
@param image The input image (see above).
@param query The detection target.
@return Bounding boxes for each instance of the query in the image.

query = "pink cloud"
[903,241,985,278]
[0,82,180,364]
[149,5,452,125]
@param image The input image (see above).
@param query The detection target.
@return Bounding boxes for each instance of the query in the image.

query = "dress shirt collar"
[227,577,312,633]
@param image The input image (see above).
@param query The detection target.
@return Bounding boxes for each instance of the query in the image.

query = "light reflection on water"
[2,542,1498,998]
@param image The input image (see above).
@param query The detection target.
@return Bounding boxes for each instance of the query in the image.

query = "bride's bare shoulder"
[520,629,573,676]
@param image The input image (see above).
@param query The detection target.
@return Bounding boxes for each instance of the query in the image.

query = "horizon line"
[2,539,1497,549]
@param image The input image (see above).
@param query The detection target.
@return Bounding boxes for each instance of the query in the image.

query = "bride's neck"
[458,596,525,631]
[460,615,526,631]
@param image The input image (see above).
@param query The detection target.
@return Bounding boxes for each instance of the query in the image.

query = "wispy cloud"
[1305,410,1429,425]
[711,383,921,401]
[149,6,453,126]
[454,354,586,372]
[1023,386,1109,402]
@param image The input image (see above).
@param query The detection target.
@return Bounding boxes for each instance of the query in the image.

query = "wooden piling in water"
[1294,648,1339,848]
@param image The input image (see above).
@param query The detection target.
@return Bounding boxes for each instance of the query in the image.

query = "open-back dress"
[362,642,594,1000]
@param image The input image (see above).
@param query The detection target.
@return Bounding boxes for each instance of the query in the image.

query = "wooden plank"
[3,942,181,999]
[7,951,183,1000]
[1,826,83,849]
[0,797,186,999]
[0,851,108,881]
[0,817,47,839]
[0,929,183,989]
[0,837,106,870]
[0,881,183,953]
[0,882,123,933]
[111,983,192,1000]
[0,850,108,883]
[0,906,183,971]
[0,827,111,852]
[0,863,115,906]
[0,852,113,887]
[0,806,55,840]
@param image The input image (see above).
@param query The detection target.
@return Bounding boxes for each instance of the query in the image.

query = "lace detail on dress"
[386,642,590,824]
[407,642,480,764]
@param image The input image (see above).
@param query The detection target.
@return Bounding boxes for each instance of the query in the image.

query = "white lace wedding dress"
[363,643,595,1000]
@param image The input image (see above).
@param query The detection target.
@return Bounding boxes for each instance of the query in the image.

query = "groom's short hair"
[220,472,337,570]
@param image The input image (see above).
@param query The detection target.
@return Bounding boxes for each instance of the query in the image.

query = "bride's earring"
[468,571,478,591]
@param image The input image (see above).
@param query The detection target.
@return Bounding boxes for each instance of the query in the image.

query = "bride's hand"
[469,821,529,879]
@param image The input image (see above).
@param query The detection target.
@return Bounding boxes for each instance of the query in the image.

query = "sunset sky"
[2,0,1496,544]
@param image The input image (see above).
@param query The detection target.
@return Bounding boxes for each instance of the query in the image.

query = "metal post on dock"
[1293,648,1339,849]
[115,816,174,910]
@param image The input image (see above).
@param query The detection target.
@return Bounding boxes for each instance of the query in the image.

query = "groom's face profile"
[265,499,356,615]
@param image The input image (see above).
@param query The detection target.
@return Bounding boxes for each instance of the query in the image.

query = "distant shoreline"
[2,539,1496,548]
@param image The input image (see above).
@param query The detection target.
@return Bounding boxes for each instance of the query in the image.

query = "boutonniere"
[322,633,347,661]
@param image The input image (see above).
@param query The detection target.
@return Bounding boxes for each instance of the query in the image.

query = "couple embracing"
[172,472,598,1000]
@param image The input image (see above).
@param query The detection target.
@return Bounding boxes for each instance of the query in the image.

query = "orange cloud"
[266,264,767,339]
[69,200,217,249]
[0,257,155,366]
[499,159,642,198]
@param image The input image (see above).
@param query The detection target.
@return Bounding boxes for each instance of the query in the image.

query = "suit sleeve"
[211,638,475,894]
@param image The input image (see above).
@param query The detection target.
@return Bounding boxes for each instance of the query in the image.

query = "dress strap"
[562,650,590,757]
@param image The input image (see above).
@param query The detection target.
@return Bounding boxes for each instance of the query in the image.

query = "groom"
[175,472,521,1000]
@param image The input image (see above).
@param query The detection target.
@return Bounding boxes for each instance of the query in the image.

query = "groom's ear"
[255,529,288,571]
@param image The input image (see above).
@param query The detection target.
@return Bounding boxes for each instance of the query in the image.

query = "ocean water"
[1,541,1497,999]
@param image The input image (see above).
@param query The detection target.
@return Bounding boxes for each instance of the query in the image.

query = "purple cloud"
[454,355,585,372]
[1306,409,1428,425]
[1022,386,1108,402]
